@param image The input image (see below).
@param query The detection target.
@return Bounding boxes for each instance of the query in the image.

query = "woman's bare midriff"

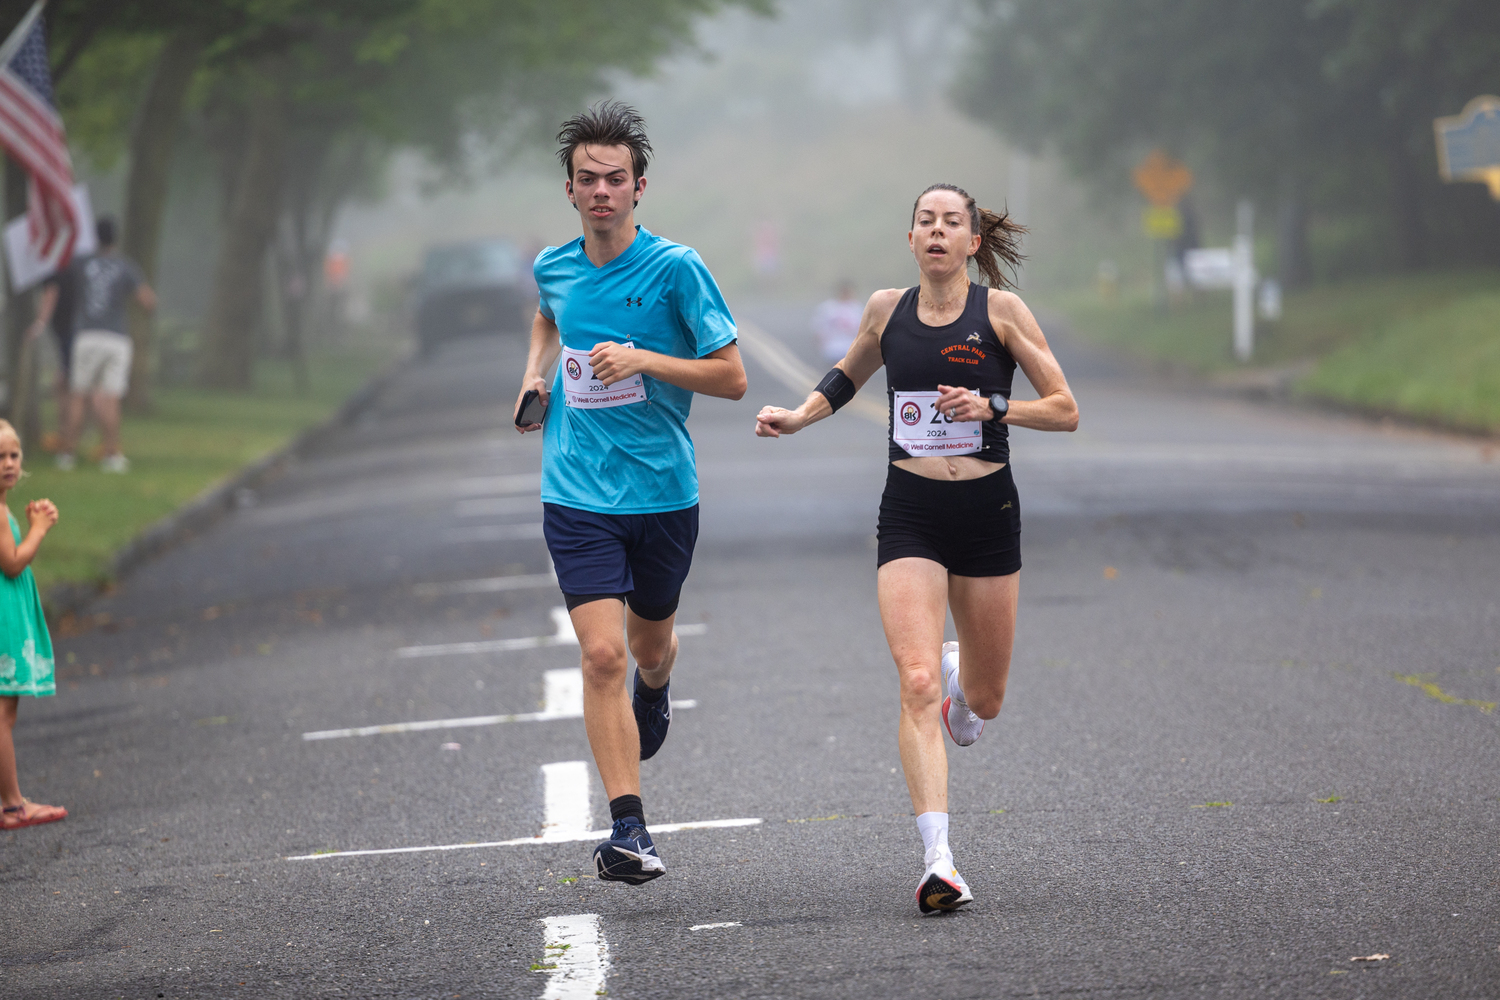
[892,456,1006,481]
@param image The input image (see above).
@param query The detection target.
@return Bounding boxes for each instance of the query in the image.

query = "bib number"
[891,390,982,457]
[561,345,645,409]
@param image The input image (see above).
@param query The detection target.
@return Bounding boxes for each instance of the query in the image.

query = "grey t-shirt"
[75,253,143,336]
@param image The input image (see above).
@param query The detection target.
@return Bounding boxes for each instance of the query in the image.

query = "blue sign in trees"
[1434,96,1500,200]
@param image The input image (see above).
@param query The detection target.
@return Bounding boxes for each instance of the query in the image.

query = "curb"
[46,352,411,618]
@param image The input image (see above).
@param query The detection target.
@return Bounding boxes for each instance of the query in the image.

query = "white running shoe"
[54,453,75,471]
[941,641,984,747]
[99,454,129,474]
[916,847,973,914]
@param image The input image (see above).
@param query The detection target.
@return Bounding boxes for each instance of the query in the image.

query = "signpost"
[1434,95,1500,200]
[1133,149,1193,239]
[1134,151,1255,360]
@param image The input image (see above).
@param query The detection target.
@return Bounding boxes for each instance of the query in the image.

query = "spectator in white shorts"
[34,217,155,473]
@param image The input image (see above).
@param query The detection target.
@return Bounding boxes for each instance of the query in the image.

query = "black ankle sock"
[609,794,645,826]
[634,671,667,703]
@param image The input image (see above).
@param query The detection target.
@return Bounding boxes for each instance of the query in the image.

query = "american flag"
[0,2,78,273]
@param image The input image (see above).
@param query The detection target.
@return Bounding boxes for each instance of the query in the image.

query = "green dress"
[0,508,53,697]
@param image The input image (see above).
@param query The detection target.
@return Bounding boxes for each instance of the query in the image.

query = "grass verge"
[7,347,396,593]
[1042,269,1500,431]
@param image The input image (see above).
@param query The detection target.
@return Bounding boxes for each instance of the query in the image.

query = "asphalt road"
[4,303,1499,999]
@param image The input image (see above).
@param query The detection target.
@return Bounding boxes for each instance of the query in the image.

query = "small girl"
[0,419,65,830]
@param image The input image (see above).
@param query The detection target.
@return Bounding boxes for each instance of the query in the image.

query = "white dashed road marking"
[454,496,541,517]
[537,914,609,1000]
[412,572,558,596]
[690,922,743,931]
[283,816,760,860]
[441,522,546,544]
[300,662,698,740]
[396,606,706,658]
[285,761,760,860]
[541,761,591,841]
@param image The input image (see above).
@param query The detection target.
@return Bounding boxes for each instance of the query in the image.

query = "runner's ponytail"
[911,183,1026,289]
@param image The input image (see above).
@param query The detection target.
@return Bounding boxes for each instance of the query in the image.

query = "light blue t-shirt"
[536,226,737,515]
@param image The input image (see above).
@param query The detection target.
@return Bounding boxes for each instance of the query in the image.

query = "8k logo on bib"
[900,401,922,426]
[566,357,583,380]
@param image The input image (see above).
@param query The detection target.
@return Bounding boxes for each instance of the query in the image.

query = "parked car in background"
[415,238,533,355]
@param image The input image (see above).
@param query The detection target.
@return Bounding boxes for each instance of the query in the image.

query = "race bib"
[561,344,645,409]
[891,390,982,457]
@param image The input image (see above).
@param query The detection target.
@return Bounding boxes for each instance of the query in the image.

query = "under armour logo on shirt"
[625,296,643,307]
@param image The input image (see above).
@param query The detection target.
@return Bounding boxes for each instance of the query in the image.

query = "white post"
[1233,199,1254,361]
[1009,151,1030,284]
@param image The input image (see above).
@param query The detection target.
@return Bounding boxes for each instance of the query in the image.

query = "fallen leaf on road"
[1350,954,1390,962]
[1103,566,1118,580]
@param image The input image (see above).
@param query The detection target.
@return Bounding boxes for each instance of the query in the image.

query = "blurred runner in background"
[35,217,155,473]
[813,279,861,363]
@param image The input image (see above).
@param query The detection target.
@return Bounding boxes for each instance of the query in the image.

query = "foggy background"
[82,0,1131,339]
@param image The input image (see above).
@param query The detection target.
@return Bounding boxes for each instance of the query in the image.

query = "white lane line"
[413,571,559,596]
[690,922,742,931]
[456,473,543,495]
[456,496,541,517]
[300,667,700,740]
[541,761,591,841]
[442,522,545,544]
[545,667,582,715]
[297,699,698,741]
[736,319,885,424]
[537,914,609,1000]
[284,818,761,860]
[396,608,706,659]
[549,606,577,642]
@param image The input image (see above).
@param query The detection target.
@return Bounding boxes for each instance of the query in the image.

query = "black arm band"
[814,368,857,412]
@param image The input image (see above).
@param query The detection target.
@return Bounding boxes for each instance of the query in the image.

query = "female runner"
[755,184,1078,913]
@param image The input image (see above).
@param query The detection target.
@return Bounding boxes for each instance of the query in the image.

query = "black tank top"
[880,282,1016,464]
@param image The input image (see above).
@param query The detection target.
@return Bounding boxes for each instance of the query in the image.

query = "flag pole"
[1,1,47,433]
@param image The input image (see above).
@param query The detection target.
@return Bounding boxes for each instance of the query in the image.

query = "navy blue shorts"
[543,503,699,621]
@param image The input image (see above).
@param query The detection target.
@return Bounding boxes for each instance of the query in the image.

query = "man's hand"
[514,375,549,434]
[587,341,648,386]
[934,384,993,423]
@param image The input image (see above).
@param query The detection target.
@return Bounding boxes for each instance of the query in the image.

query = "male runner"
[34,216,155,472]
[514,101,746,884]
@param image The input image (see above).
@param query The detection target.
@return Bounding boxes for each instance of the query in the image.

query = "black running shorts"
[876,463,1021,577]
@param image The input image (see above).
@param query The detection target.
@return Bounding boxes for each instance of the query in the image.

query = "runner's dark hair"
[910,184,1026,289]
[556,100,653,181]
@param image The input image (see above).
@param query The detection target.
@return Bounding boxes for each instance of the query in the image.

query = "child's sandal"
[0,799,67,830]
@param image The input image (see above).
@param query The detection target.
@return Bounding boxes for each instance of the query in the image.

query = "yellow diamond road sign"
[1142,206,1182,240]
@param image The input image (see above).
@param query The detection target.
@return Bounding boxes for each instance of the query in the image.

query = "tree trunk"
[122,28,203,412]
[199,81,287,390]
[2,155,38,448]
[1276,169,1312,290]
[1388,142,1427,270]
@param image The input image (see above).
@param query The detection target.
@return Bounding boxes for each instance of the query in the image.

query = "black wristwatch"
[988,393,1009,422]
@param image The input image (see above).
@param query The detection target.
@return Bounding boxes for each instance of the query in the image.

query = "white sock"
[916,811,949,859]
[942,647,969,706]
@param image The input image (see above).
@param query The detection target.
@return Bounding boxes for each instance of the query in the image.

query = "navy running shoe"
[633,669,672,761]
[593,817,665,884]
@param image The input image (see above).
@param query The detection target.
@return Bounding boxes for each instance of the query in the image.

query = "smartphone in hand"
[515,389,547,427]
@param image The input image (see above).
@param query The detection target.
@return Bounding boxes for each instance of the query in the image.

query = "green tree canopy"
[959,0,1500,282]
